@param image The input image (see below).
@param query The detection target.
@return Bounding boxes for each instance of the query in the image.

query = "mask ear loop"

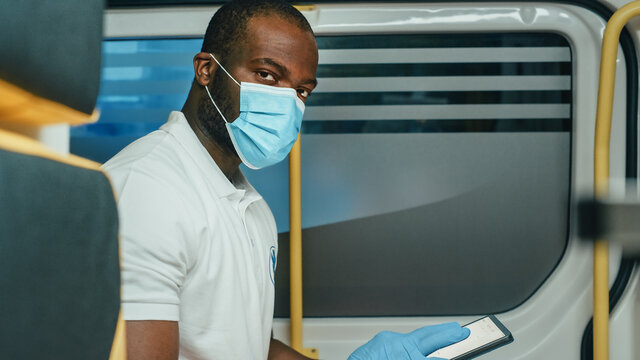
[209,53,240,86]
[204,85,229,124]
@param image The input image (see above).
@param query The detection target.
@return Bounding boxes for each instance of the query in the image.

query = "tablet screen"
[426,316,507,359]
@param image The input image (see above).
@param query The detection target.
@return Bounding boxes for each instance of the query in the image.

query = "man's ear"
[193,52,217,86]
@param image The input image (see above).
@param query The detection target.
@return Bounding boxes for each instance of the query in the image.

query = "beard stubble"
[197,73,238,157]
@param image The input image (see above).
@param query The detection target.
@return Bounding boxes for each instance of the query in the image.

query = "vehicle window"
[71,32,572,316]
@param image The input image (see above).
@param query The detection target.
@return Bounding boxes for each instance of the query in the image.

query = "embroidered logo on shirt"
[268,246,277,285]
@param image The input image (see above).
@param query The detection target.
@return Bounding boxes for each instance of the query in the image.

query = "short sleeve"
[113,168,195,321]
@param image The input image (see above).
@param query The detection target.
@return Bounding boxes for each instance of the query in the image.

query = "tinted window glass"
[71,32,571,316]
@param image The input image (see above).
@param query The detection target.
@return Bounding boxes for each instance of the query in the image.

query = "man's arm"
[126,320,179,360]
[268,338,312,360]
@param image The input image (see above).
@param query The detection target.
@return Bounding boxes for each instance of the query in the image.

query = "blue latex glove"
[347,322,470,360]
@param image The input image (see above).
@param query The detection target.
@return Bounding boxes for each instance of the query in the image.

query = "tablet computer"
[426,315,513,359]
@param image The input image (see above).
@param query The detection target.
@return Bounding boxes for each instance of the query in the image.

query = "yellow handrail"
[289,135,318,358]
[289,6,319,356]
[593,2,640,359]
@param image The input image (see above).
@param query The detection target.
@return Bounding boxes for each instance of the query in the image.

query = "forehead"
[237,15,318,76]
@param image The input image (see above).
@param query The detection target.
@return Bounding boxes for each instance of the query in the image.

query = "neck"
[182,87,241,181]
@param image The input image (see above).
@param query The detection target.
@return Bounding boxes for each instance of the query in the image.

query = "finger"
[409,347,449,360]
[409,322,462,340]
[410,322,460,338]
[411,322,470,355]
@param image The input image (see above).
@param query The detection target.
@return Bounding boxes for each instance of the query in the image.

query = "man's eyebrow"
[300,78,318,88]
[250,57,317,88]
[250,58,289,76]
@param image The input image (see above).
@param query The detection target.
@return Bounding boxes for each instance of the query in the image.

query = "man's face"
[199,14,319,156]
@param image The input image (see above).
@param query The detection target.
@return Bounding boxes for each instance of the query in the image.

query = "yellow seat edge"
[0,78,99,126]
[0,128,100,170]
[109,311,127,360]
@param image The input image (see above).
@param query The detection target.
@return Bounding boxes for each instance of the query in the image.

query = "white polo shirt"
[103,111,278,360]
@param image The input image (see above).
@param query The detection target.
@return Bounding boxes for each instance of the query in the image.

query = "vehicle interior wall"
[64,2,640,359]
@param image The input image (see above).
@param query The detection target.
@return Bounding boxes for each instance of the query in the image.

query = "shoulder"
[101,126,208,222]
[102,130,204,243]
[102,129,190,197]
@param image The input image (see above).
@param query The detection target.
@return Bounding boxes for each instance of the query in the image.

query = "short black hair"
[201,0,313,64]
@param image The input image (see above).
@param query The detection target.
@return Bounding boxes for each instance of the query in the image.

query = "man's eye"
[297,89,309,99]
[257,71,275,81]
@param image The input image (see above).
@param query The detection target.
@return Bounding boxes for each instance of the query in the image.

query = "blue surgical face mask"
[204,53,305,170]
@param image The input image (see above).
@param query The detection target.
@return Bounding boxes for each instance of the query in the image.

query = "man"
[103,1,469,359]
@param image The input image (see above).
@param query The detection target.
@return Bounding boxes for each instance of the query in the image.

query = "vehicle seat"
[0,0,126,358]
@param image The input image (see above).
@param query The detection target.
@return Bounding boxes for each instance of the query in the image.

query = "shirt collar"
[161,111,262,202]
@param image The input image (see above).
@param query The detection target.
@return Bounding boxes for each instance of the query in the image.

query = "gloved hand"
[347,322,470,360]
